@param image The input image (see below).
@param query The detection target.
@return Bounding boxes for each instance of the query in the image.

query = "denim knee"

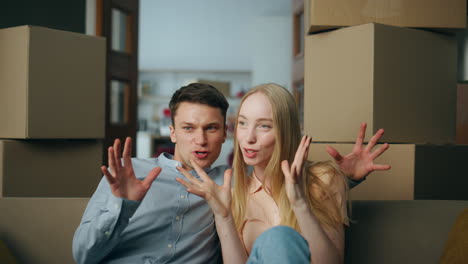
[256,226,302,244]
[248,226,310,264]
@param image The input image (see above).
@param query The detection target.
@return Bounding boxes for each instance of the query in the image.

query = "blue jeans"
[247,226,311,264]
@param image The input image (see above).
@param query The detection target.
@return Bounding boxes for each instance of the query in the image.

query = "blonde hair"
[231,83,347,233]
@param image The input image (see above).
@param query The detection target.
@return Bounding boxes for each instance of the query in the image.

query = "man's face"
[170,102,226,170]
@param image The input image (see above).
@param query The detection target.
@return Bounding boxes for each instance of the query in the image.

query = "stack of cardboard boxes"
[0,26,105,194]
[302,0,468,200]
[0,25,105,263]
[0,25,106,197]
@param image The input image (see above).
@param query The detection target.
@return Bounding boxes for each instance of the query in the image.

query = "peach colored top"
[240,175,280,254]
[239,173,348,255]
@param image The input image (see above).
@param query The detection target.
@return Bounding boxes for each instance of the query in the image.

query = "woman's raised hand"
[281,135,312,205]
[326,122,391,181]
[176,160,233,218]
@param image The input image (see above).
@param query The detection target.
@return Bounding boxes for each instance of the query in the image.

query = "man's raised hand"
[101,137,161,201]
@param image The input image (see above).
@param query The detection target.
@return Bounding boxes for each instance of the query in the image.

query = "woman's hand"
[176,160,233,218]
[326,123,391,181]
[281,136,312,206]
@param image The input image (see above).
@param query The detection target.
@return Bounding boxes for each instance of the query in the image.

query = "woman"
[177,83,389,264]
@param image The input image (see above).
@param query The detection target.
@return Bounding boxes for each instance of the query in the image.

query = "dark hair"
[169,83,229,126]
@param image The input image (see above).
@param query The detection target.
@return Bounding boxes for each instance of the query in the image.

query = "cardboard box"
[308,143,468,200]
[0,197,89,264]
[306,0,466,33]
[304,23,457,143]
[345,200,468,264]
[0,25,105,139]
[457,83,468,144]
[0,140,102,197]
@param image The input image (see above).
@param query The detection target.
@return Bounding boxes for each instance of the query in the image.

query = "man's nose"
[194,129,207,145]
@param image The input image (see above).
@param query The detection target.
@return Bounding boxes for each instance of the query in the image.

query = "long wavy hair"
[231,83,348,233]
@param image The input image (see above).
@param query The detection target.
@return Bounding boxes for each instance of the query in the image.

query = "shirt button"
[180,195,185,199]
[175,216,180,221]
[104,231,111,236]
[167,244,173,248]
[114,203,119,209]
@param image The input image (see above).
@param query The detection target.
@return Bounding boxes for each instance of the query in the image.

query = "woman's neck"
[253,166,270,189]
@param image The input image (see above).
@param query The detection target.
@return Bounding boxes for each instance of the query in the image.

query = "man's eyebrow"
[178,122,222,126]
[207,122,221,125]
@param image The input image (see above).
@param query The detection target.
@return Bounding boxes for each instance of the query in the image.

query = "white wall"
[86,0,293,160]
[85,0,96,35]
[139,0,291,75]
[88,0,293,88]
[251,16,292,90]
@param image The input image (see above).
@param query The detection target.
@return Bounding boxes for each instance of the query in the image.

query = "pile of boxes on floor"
[0,25,105,197]
[303,0,468,200]
[0,25,105,263]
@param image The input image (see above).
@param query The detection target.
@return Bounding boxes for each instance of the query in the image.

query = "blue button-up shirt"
[73,153,227,264]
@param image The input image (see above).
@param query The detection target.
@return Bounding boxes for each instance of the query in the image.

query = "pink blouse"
[239,173,348,255]
[240,175,279,254]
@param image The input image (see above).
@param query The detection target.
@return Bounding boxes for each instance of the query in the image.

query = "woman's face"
[236,92,276,169]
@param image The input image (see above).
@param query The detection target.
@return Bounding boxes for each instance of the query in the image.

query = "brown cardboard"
[456,83,468,144]
[345,200,468,264]
[304,23,457,144]
[0,197,89,264]
[0,140,102,197]
[306,0,466,33]
[308,143,468,200]
[0,25,105,139]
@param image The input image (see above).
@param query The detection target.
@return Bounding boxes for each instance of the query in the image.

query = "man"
[73,83,230,263]
[73,83,390,264]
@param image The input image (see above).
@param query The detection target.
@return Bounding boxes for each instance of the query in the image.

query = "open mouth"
[243,148,258,158]
[194,151,209,159]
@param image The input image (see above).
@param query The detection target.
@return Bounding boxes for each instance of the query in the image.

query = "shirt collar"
[248,173,263,194]
[156,152,212,174]
[157,152,182,168]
